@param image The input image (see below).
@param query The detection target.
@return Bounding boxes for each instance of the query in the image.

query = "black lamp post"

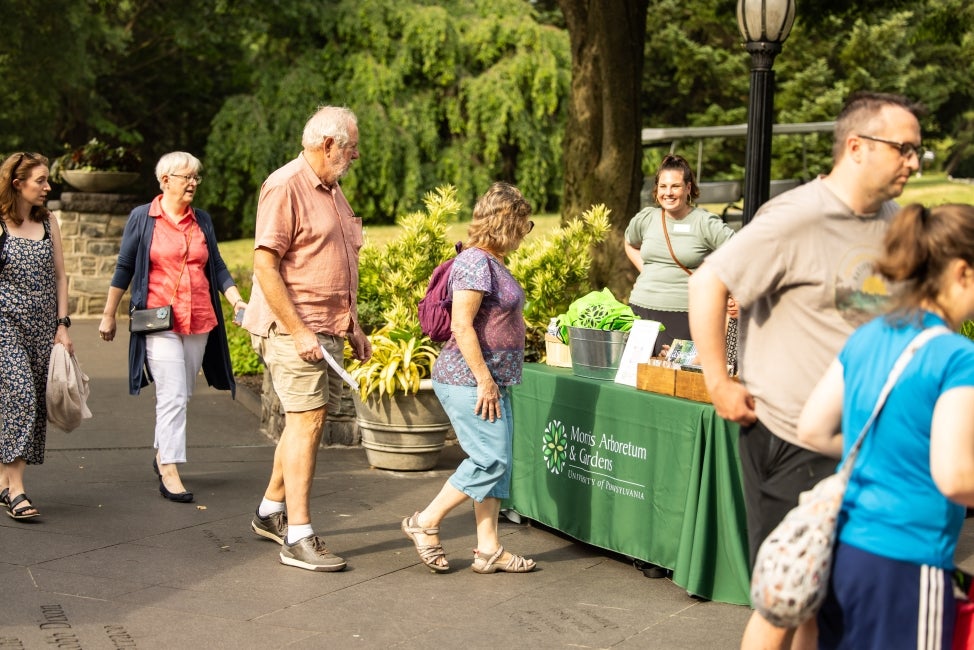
[737,0,796,226]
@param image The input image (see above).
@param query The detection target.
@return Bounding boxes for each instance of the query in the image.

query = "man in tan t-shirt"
[242,105,371,572]
[688,92,922,649]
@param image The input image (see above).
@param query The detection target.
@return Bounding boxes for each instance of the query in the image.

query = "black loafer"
[159,482,194,503]
[152,458,161,479]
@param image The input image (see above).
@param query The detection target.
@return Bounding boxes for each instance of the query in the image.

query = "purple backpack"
[418,242,463,342]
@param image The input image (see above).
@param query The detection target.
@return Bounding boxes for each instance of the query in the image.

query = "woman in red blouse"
[99,152,245,503]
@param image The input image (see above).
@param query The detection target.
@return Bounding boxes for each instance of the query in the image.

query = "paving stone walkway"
[4,319,968,649]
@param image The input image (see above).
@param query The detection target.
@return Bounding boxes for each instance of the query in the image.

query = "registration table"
[508,364,750,606]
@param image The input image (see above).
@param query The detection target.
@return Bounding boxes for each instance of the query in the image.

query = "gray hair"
[155,151,202,185]
[302,106,357,150]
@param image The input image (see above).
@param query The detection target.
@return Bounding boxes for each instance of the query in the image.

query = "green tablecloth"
[508,364,750,606]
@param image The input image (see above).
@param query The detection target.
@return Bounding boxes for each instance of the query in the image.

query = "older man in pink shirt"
[243,105,371,572]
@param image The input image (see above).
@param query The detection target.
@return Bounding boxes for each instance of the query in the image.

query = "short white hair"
[301,106,357,150]
[155,151,202,184]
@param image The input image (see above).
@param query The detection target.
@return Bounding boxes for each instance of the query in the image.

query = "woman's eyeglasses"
[527,220,535,233]
[170,173,203,184]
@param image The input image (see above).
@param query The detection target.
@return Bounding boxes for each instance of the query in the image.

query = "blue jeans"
[432,381,514,502]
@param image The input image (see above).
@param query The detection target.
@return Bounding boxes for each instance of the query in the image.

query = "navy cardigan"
[111,203,236,397]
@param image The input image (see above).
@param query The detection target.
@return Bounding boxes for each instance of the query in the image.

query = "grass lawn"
[216,173,974,275]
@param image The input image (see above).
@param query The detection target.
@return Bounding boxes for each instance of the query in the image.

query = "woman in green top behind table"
[625,154,736,356]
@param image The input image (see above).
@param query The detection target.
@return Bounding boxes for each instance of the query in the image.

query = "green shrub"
[508,204,611,361]
[347,325,439,400]
[357,185,461,335]
[355,183,610,367]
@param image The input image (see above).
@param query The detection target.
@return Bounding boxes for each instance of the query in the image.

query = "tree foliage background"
[638,0,974,184]
[2,0,973,260]
[201,0,570,238]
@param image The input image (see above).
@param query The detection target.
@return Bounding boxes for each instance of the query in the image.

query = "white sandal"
[471,546,536,574]
[401,512,450,573]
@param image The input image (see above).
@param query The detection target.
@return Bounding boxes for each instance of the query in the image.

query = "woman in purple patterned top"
[401,182,537,574]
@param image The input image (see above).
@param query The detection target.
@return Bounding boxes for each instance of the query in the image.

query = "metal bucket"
[567,327,629,380]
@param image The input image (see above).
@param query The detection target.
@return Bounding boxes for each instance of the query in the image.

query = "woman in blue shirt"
[799,203,974,649]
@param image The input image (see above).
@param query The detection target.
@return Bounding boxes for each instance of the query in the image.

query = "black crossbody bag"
[129,228,193,334]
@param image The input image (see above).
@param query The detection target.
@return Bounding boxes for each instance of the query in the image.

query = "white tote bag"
[46,343,92,432]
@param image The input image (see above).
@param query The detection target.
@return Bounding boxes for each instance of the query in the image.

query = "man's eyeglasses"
[858,134,925,159]
[170,173,203,184]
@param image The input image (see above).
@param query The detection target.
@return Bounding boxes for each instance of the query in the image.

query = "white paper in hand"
[319,344,359,391]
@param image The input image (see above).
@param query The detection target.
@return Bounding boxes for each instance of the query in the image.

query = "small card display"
[665,339,698,366]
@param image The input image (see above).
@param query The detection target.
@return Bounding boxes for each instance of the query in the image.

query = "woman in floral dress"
[0,152,73,520]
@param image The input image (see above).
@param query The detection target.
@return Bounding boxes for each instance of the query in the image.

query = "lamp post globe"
[737,0,796,44]
[737,0,795,226]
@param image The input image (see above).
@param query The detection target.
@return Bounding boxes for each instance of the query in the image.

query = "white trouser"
[145,331,209,464]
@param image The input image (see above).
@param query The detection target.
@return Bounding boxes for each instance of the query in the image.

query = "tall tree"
[0,1,122,153]
[557,0,649,298]
[202,0,570,236]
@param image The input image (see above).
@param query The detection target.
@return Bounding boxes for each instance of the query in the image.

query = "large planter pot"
[61,169,139,193]
[353,379,451,471]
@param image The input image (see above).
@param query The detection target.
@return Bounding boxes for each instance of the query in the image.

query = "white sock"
[286,523,314,545]
[258,498,285,518]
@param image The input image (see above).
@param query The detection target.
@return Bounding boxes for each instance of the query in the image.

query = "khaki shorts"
[252,326,344,413]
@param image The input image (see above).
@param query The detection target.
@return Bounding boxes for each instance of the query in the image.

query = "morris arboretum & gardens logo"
[542,420,568,474]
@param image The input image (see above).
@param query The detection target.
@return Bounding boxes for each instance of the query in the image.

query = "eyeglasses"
[527,220,535,233]
[857,134,925,159]
[170,173,203,184]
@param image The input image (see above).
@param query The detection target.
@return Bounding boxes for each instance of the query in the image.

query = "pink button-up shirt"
[244,154,363,337]
[146,195,217,335]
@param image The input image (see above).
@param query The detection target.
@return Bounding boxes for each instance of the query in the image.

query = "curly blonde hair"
[467,182,533,255]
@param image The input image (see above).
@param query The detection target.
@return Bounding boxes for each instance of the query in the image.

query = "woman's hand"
[231,299,248,326]
[99,315,117,342]
[55,327,74,355]
[475,378,502,422]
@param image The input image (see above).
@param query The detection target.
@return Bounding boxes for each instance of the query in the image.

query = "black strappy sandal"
[6,493,40,520]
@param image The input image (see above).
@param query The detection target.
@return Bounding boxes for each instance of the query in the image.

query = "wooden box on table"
[544,335,572,368]
[675,370,712,403]
[636,363,676,396]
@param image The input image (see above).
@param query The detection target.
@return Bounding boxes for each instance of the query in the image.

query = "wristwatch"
[56,316,71,328]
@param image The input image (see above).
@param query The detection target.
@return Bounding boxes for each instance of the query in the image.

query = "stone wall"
[50,192,141,317]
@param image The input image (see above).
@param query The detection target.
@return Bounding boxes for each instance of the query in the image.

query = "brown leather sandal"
[471,546,536,574]
[401,512,449,573]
